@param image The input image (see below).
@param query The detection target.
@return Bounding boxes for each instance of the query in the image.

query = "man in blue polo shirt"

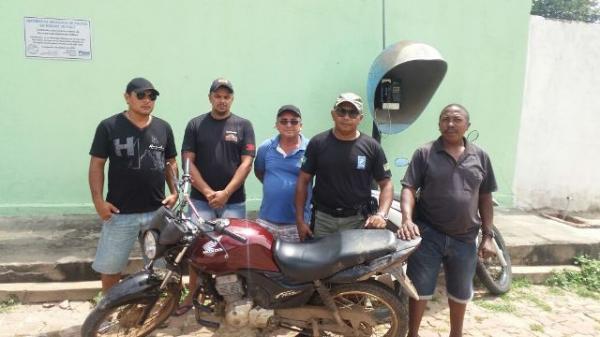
[254,104,311,242]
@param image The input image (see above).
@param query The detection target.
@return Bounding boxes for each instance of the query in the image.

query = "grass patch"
[511,277,531,289]
[520,292,552,312]
[548,287,564,296]
[0,298,19,313]
[574,286,600,299]
[508,281,552,312]
[474,297,516,313]
[476,301,516,313]
[530,323,544,333]
[89,291,103,307]
[179,286,190,304]
[546,255,600,299]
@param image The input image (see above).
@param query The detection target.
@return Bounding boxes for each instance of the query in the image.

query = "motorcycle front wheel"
[323,281,407,337]
[81,285,179,337]
[476,225,512,295]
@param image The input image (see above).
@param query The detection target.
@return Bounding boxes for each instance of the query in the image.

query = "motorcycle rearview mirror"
[394,157,409,168]
[183,158,190,175]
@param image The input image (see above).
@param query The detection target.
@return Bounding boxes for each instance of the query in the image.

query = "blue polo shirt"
[255,134,312,224]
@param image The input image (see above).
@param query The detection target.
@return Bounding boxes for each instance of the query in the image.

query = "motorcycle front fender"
[96,271,163,311]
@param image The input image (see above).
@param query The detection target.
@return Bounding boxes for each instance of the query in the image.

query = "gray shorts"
[92,209,159,274]
[313,210,365,238]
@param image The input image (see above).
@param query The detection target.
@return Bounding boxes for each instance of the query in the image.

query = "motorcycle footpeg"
[192,299,213,314]
[194,310,221,329]
[195,318,220,329]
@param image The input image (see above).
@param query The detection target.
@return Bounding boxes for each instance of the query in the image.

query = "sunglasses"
[334,107,361,118]
[278,119,300,126]
[135,91,158,101]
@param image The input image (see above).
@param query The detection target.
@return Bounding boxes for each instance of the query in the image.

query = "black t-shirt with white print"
[181,112,256,203]
[89,112,177,214]
[301,130,391,210]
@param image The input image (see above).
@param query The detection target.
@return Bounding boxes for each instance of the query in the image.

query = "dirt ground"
[1,283,599,337]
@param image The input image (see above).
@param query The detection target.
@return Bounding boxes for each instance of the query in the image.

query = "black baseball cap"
[209,78,234,93]
[126,77,159,95]
[277,104,301,118]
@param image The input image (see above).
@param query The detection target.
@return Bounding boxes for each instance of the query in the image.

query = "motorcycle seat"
[273,229,397,283]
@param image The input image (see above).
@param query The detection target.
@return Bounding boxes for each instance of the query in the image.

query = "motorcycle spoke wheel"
[321,281,406,337]
[85,290,177,337]
[476,226,512,295]
[480,256,506,279]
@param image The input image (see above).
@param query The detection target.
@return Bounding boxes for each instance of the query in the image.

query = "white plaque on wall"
[24,17,92,60]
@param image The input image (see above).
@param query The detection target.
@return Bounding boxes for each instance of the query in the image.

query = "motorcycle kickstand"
[311,319,319,337]
[314,280,350,334]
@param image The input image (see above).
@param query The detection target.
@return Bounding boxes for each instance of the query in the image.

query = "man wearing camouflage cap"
[295,92,393,240]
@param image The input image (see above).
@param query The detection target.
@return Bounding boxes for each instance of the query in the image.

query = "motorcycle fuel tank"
[189,219,279,274]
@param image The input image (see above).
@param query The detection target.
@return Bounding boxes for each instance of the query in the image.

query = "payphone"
[367,41,447,134]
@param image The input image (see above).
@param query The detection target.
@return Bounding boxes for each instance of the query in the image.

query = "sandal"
[172,304,193,317]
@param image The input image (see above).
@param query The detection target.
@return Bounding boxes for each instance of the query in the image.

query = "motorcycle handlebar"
[223,228,248,243]
[205,219,248,243]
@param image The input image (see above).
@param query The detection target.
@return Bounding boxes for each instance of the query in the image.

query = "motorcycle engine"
[215,274,273,328]
[215,274,245,303]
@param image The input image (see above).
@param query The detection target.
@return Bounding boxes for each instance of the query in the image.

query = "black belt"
[315,204,360,218]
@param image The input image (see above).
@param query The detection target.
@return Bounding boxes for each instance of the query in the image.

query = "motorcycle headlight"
[143,230,159,259]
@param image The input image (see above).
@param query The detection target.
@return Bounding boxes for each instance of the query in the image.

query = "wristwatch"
[375,212,389,221]
[482,230,495,239]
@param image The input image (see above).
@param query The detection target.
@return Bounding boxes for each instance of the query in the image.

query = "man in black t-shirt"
[295,92,393,241]
[89,77,178,293]
[176,78,255,315]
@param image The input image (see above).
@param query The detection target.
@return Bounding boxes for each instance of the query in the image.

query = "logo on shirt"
[357,155,366,170]
[224,130,238,143]
[383,162,390,171]
[149,144,164,151]
[114,137,135,157]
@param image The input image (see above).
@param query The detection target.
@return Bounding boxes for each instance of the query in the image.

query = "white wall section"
[514,16,600,211]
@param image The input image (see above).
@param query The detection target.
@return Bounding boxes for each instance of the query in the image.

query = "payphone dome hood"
[367,41,447,134]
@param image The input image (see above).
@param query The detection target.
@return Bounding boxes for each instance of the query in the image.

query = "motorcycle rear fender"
[325,236,421,284]
[388,265,419,300]
[95,271,164,311]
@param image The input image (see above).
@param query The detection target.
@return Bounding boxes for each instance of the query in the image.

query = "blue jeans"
[92,210,159,274]
[188,199,246,220]
[406,220,478,303]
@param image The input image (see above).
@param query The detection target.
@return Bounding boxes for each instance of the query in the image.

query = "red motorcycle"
[81,161,421,337]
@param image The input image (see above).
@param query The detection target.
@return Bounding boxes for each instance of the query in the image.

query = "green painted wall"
[0,0,530,215]
[381,0,531,206]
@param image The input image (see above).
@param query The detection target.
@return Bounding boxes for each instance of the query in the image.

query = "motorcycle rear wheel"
[323,281,407,337]
[81,286,178,337]
[476,225,512,295]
